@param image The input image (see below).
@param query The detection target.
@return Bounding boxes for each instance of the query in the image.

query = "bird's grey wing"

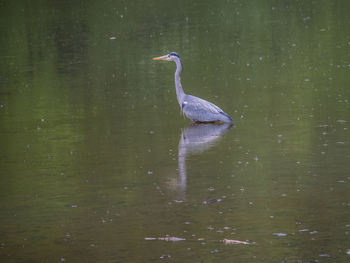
[183,95,224,113]
[181,95,225,122]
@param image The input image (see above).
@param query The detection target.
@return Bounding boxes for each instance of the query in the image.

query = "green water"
[1,0,350,262]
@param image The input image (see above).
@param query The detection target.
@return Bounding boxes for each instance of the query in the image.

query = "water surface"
[1,0,350,262]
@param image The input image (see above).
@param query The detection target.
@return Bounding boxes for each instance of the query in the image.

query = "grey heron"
[153,52,233,123]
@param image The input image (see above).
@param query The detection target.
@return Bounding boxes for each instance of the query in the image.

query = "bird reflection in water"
[176,123,232,197]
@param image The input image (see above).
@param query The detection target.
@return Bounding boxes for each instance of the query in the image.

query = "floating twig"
[222,239,250,245]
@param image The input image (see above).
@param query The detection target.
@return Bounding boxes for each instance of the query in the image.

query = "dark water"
[1,0,350,262]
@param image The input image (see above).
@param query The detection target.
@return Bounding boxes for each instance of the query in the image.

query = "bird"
[153,52,233,123]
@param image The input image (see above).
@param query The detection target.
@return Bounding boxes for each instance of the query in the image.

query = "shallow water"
[1,0,350,262]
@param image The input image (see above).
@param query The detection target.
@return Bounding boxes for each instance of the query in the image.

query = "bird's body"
[181,94,232,123]
[153,52,233,124]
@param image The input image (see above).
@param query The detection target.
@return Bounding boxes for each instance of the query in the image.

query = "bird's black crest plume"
[169,52,180,58]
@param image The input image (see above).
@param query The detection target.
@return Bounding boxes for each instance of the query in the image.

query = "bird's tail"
[220,112,233,123]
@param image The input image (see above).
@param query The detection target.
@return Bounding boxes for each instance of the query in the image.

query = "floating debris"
[145,237,185,242]
[273,233,287,237]
[160,254,171,259]
[144,237,157,241]
[202,198,222,205]
[109,36,117,40]
[223,239,249,245]
[159,237,185,242]
[337,120,347,123]
[145,237,252,246]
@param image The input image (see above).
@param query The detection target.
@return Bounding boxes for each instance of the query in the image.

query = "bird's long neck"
[174,58,185,106]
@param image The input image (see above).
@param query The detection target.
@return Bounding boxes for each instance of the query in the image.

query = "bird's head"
[153,52,180,62]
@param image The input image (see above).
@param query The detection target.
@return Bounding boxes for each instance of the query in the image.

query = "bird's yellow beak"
[152,55,168,61]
